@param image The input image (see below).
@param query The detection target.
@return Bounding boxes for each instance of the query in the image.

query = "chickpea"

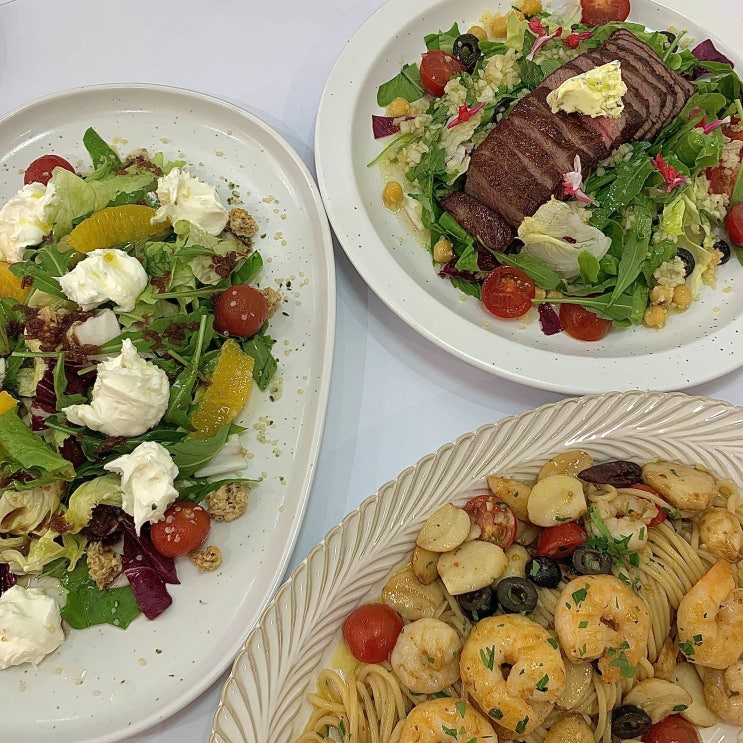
[520,0,543,16]
[490,14,508,38]
[672,284,692,311]
[432,236,454,263]
[387,97,410,117]
[643,304,667,329]
[382,181,404,211]
[467,25,487,41]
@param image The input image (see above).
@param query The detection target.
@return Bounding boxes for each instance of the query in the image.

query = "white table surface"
[2,0,743,740]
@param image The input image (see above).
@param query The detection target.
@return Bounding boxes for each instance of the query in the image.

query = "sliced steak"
[452,28,697,239]
[439,191,514,253]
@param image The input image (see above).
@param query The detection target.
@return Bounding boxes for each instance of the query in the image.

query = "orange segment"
[0,391,18,415]
[0,261,30,302]
[189,339,255,440]
[66,205,168,253]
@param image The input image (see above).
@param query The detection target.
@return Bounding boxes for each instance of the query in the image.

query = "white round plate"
[315,0,743,394]
[210,390,739,743]
[0,84,335,742]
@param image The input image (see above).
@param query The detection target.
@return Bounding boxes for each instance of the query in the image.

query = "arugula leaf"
[610,207,652,302]
[450,276,481,299]
[241,332,277,391]
[578,251,600,284]
[497,252,562,291]
[0,297,25,356]
[175,476,256,503]
[168,423,234,476]
[549,284,649,325]
[231,250,264,284]
[377,63,424,106]
[9,243,75,300]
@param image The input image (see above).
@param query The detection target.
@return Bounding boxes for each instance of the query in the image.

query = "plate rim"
[0,81,336,741]
[314,0,743,394]
[209,388,742,743]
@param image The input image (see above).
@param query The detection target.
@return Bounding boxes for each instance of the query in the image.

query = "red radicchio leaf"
[31,361,96,431]
[538,303,562,335]
[690,39,735,79]
[122,518,179,585]
[0,564,16,596]
[438,259,482,282]
[372,115,402,139]
[122,565,173,620]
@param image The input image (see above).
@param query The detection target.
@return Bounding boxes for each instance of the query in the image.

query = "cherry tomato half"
[579,0,630,26]
[24,155,75,186]
[536,521,588,559]
[628,483,668,527]
[150,503,210,557]
[559,302,612,342]
[481,266,536,319]
[342,604,404,663]
[419,50,465,98]
[213,284,269,338]
[463,495,517,549]
[642,715,701,743]
[725,202,743,247]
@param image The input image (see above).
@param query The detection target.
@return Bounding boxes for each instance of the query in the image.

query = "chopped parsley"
[480,645,496,671]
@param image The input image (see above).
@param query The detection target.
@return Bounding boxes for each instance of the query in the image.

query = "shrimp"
[397,698,497,743]
[389,617,462,694]
[703,658,743,725]
[676,559,743,669]
[590,491,659,551]
[459,614,566,736]
[554,574,651,683]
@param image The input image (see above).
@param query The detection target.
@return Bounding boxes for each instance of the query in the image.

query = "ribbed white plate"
[0,84,335,743]
[315,0,743,394]
[211,391,739,743]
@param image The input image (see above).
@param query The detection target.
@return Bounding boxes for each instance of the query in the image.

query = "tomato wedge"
[559,302,612,341]
[536,521,588,559]
[419,50,465,97]
[463,495,517,549]
[580,0,630,26]
[481,266,536,319]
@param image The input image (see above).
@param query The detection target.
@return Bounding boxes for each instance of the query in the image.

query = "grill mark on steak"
[439,192,514,253]
[452,29,696,240]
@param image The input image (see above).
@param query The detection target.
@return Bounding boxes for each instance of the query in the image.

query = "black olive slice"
[456,585,498,622]
[611,704,652,739]
[526,556,562,588]
[676,247,695,278]
[714,238,731,265]
[578,460,642,488]
[495,577,538,614]
[452,33,482,72]
[572,546,613,575]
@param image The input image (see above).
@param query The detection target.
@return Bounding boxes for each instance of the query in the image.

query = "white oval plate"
[210,390,739,743]
[315,0,743,394]
[0,84,335,743]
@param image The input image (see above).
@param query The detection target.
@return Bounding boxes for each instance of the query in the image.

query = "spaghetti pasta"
[297,454,743,742]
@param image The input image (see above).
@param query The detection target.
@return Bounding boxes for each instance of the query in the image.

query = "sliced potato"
[642,461,716,511]
[538,450,594,480]
[381,567,444,621]
[543,713,593,743]
[698,507,743,562]
[411,545,439,585]
[437,541,507,595]
[416,503,471,552]
[653,637,677,681]
[486,476,531,521]
[499,544,530,581]
[527,475,587,527]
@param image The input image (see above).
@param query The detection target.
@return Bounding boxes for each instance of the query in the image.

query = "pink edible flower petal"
[563,31,593,49]
[446,102,486,129]
[528,17,548,37]
[527,26,562,61]
[562,155,594,204]
[701,116,731,134]
[651,153,688,192]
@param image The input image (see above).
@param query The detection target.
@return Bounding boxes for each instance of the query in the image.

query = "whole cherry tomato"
[580,0,630,26]
[559,302,612,341]
[642,715,701,743]
[725,202,743,247]
[342,604,404,663]
[150,503,210,557]
[213,285,269,337]
[24,155,75,186]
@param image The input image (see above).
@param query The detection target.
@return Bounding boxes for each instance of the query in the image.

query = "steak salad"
[373,0,743,340]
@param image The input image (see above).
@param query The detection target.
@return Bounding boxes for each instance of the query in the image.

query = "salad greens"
[373,4,743,330]
[0,129,278,639]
